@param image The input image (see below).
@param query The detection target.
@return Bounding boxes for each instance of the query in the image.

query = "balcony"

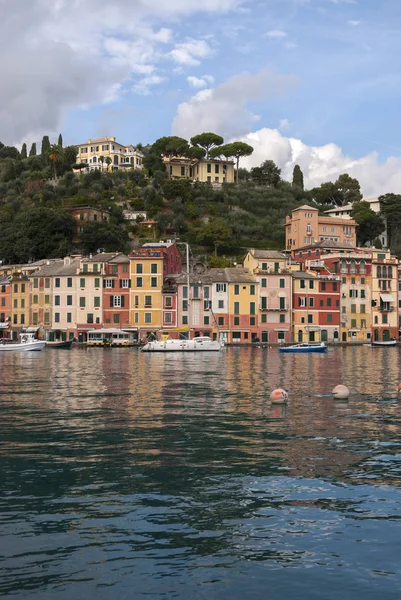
[379,306,395,312]
[260,305,289,312]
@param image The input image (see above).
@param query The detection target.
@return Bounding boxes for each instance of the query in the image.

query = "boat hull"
[47,340,73,349]
[279,345,327,353]
[371,341,397,347]
[0,341,46,352]
[142,339,221,352]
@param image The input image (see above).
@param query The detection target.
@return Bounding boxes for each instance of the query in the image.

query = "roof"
[84,252,121,263]
[108,254,130,264]
[32,258,81,277]
[250,250,287,260]
[142,241,175,248]
[69,206,110,214]
[299,240,355,251]
[292,271,317,279]
[324,204,353,214]
[292,204,319,212]
[209,267,256,283]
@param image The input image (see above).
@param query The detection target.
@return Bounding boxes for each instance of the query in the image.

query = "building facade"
[75,137,143,172]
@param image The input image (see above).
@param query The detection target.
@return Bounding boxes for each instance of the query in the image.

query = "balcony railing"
[379,306,395,312]
[260,305,289,312]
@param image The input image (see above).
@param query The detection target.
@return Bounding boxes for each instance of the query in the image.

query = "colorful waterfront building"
[176,273,214,338]
[243,249,292,344]
[103,254,131,330]
[292,271,321,343]
[371,249,399,342]
[129,242,182,338]
[30,260,63,339]
[0,276,12,337]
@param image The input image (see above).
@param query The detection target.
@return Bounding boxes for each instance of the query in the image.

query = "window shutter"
[121,296,125,308]
[129,279,131,288]
[110,296,114,308]
[103,280,106,288]
[119,280,122,289]
[112,280,115,288]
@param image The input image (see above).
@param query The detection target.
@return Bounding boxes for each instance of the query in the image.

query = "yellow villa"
[165,157,235,184]
[75,136,144,172]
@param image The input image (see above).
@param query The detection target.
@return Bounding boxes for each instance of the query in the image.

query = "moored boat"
[371,340,397,347]
[46,340,73,349]
[0,333,46,352]
[279,342,327,353]
[141,335,222,352]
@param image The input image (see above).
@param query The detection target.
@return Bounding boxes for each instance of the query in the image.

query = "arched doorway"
[383,330,390,341]
[342,331,347,342]
[334,330,339,342]
[298,330,303,343]
[374,329,379,341]
[114,155,119,166]
[321,330,328,342]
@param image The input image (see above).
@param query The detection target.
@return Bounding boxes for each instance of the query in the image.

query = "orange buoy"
[397,383,401,395]
[332,384,349,400]
[270,388,288,404]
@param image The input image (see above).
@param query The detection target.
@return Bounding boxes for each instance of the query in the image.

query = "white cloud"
[133,75,166,95]
[0,0,241,144]
[238,127,401,197]
[266,30,287,38]
[347,20,361,26]
[170,39,214,66]
[173,69,298,139]
[187,75,215,89]
[278,118,291,131]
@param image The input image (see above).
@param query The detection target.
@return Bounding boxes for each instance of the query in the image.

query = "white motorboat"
[0,332,46,352]
[141,335,222,352]
[371,340,397,347]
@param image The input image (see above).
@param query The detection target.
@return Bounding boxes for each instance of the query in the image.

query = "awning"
[25,327,39,333]
[380,294,394,302]
[0,323,9,329]
[274,328,289,332]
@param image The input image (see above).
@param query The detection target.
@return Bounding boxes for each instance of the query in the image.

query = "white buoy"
[332,384,349,400]
[270,388,288,404]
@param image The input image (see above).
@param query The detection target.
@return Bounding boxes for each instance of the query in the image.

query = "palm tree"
[105,156,112,172]
[99,156,105,173]
[48,144,63,179]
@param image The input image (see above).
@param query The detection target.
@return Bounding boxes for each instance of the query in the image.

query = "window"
[308,314,313,323]
[54,278,60,288]
[218,317,224,326]
[309,298,314,307]
[234,317,240,326]
[361,319,366,328]
[351,304,356,313]
[300,279,305,289]
[279,279,285,289]
[216,283,226,293]
[279,314,285,323]
[33,278,38,289]
[350,260,356,274]
[298,297,306,307]
[207,163,211,173]
[134,312,139,324]
[342,277,346,284]
[309,279,314,289]
[377,266,381,278]
[54,295,60,306]
[234,302,240,315]
[55,312,60,323]
[136,264,143,274]
[94,296,101,308]
[1,298,4,307]
[327,298,331,307]
[204,316,210,325]
[382,314,388,324]
[183,286,188,299]
[250,302,256,315]
[215,164,219,174]
[204,286,210,299]
[93,264,99,273]
[261,278,267,288]
[145,296,152,307]
[278,332,285,342]
[182,316,188,324]
[123,263,129,273]
[45,295,50,304]
[13,299,17,308]
[120,279,130,288]
[262,262,268,271]
[261,314,267,323]
[261,297,267,310]
[165,296,172,308]
[204,300,210,310]
[67,277,72,288]
[151,277,157,288]
[360,261,366,274]
[149,263,157,275]
[274,263,279,273]
[234,284,239,295]
[351,319,357,328]
[360,304,365,314]
[321,282,326,291]
[136,277,143,288]
[67,313,72,323]
[250,317,256,326]
[361,278,365,285]
[320,299,324,307]
[33,295,38,304]
[182,300,188,311]
[87,314,94,324]
[94,278,100,288]
[333,282,337,292]
[327,314,332,323]
[341,260,347,274]
[20,299,25,309]
[279,297,285,310]
[20,314,25,325]
[250,285,255,295]
[145,313,152,324]
[80,278,85,288]
[79,297,85,307]
[104,279,114,288]
[13,314,17,324]
[44,312,50,324]
[164,312,172,324]
[350,290,358,298]
[83,264,88,272]
[218,300,224,309]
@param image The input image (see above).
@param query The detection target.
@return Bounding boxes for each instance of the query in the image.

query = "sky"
[2,0,401,196]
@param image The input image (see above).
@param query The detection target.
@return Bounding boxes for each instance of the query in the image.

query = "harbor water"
[1,347,401,598]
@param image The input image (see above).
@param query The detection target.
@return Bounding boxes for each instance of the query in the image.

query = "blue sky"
[3,0,401,195]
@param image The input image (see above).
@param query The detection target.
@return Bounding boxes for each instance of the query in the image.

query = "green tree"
[41,135,51,157]
[105,156,112,172]
[335,173,362,205]
[190,132,224,158]
[80,221,130,254]
[292,164,304,190]
[48,144,63,179]
[58,133,63,147]
[251,159,281,187]
[216,142,253,184]
[98,156,105,172]
[311,181,343,206]
[351,201,385,246]
[152,136,190,180]
[196,218,233,255]
[21,143,27,159]
[379,193,401,248]
[29,142,37,157]
[0,145,20,159]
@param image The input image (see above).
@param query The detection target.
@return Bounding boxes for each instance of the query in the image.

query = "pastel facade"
[371,249,398,342]
[0,276,11,335]
[76,137,143,172]
[286,205,357,252]
[103,254,131,329]
[244,250,292,344]
[166,157,235,184]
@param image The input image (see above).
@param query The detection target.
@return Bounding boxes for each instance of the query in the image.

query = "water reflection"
[1,347,401,598]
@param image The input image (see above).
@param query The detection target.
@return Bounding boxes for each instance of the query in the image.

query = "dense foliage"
[0,131,397,264]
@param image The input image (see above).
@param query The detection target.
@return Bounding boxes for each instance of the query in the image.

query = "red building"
[103,254,131,329]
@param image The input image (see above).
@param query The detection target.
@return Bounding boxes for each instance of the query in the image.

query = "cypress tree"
[58,133,63,148]
[41,135,51,156]
[21,143,27,159]
[292,164,304,190]
[29,142,37,156]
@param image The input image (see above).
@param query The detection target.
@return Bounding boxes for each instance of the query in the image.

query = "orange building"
[103,254,131,329]
[0,276,11,337]
[285,205,357,252]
